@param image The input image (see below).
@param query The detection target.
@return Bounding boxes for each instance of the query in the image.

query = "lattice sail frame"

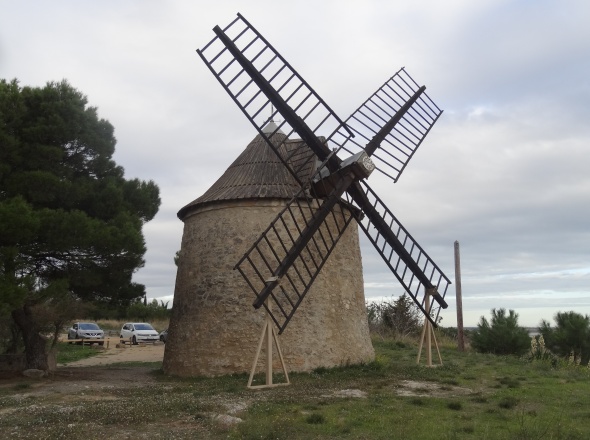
[235,186,359,333]
[197,13,352,185]
[328,68,443,183]
[342,182,450,324]
[198,13,451,332]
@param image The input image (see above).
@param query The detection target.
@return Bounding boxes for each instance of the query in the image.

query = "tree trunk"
[5,323,21,354]
[11,305,49,370]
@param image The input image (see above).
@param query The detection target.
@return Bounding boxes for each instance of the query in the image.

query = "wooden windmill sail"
[197,13,451,335]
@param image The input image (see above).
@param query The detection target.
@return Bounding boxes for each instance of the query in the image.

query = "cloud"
[2,0,589,328]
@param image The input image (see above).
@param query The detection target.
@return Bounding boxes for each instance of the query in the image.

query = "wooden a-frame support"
[247,304,290,389]
[416,287,443,367]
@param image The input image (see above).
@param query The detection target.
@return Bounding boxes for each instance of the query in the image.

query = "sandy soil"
[60,336,165,367]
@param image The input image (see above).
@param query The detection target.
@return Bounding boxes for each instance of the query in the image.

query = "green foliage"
[0,78,160,366]
[366,294,422,338]
[305,413,326,424]
[497,396,519,409]
[0,315,22,354]
[447,401,463,411]
[471,308,530,355]
[126,299,171,322]
[540,311,590,364]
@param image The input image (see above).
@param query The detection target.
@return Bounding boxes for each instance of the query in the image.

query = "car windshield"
[79,323,100,330]
[134,324,154,331]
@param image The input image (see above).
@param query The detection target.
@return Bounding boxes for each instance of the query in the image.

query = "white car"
[68,322,105,345]
[120,322,159,344]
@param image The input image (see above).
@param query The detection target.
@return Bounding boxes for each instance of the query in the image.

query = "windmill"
[197,13,451,377]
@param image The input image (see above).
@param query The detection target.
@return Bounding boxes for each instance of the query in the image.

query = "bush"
[540,311,590,364]
[126,299,171,322]
[498,396,519,409]
[528,334,555,362]
[471,308,530,356]
[305,413,325,424]
[366,294,422,338]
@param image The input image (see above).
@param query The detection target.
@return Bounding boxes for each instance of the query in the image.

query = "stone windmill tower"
[162,123,375,377]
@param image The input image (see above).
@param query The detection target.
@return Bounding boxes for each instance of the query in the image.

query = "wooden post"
[266,313,273,386]
[454,240,465,352]
[426,293,432,366]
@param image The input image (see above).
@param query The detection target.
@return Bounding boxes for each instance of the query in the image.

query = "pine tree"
[0,79,161,369]
[471,308,530,355]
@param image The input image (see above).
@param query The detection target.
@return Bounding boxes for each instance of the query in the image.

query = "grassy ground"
[54,341,105,364]
[1,336,590,439]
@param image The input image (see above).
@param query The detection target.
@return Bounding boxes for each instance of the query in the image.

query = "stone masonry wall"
[162,199,374,377]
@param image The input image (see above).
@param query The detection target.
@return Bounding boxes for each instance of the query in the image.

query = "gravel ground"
[60,337,165,367]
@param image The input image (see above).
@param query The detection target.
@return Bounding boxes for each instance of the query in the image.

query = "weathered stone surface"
[163,198,375,377]
[326,389,368,398]
[395,380,473,397]
[213,414,243,427]
[22,369,47,378]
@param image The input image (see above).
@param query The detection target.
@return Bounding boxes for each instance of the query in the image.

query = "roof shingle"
[178,130,315,220]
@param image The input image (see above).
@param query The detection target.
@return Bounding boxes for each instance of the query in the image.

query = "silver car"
[159,329,168,343]
[68,322,105,345]
[120,322,159,345]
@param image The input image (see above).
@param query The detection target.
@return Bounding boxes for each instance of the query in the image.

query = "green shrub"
[366,294,422,338]
[447,401,463,411]
[498,396,519,409]
[540,311,590,364]
[471,308,530,355]
[498,377,520,388]
[305,413,325,424]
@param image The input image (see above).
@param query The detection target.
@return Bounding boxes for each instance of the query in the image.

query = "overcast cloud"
[1,0,588,327]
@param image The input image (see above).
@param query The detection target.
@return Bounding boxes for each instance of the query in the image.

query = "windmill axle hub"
[312,151,375,198]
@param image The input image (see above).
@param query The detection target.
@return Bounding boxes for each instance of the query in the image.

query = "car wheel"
[132,335,137,345]
[98,341,104,346]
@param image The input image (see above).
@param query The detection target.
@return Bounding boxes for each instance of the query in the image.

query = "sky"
[1,0,588,327]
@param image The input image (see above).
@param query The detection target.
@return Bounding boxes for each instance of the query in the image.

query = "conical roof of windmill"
[178,123,316,220]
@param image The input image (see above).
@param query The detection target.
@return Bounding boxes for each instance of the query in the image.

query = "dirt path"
[60,337,165,367]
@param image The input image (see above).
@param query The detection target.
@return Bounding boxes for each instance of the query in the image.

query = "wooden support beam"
[247,304,290,390]
[417,289,443,367]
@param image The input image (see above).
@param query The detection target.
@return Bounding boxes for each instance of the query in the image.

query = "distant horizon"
[150,292,572,330]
